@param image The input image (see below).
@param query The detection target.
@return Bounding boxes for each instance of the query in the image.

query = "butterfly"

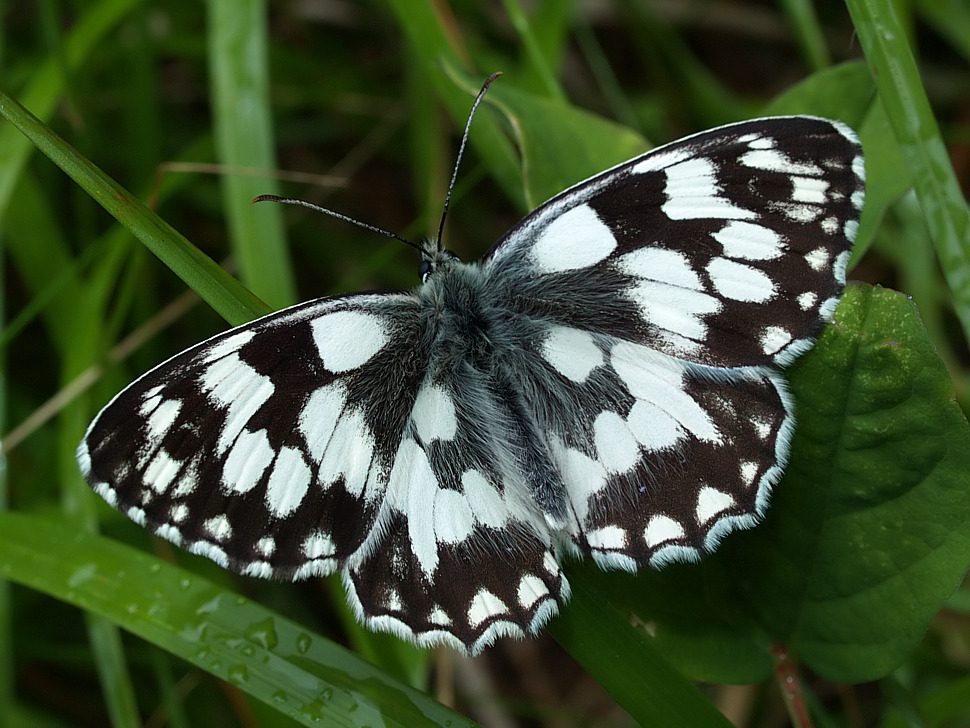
[77,78,865,655]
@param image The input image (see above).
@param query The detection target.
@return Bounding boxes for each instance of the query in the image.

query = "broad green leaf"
[479,81,648,210]
[763,60,873,125]
[0,512,474,728]
[583,283,970,684]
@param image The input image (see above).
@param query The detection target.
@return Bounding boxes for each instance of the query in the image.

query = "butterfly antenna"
[252,194,426,254]
[435,71,503,248]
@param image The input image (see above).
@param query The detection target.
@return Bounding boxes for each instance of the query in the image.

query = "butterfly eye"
[418,259,433,281]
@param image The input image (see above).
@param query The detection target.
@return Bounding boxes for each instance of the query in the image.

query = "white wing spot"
[696,486,736,524]
[200,330,256,364]
[223,428,274,494]
[429,606,452,626]
[797,291,818,310]
[299,382,346,464]
[740,461,759,486]
[706,258,776,303]
[781,203,820,223]
[312,311,388,373]
[844,219,859,243]
[627,278,720,346]
[385,589,403,612]
[541,326,603,382]
[752,416,773,440]
[530,204,617,273]
[712,221,784,261]
[433,489,475,545]
[612,343,721,443]
[630,146,691,174]
[144,450,182,494]
[461,470,510,529]
[155,523,182,545]
[412,382,458,442]
[593,410,640,474]
[264,446,311,518]
[317,408,375,498]
[804,246,830,272]
[517,575,550,610]
[386,439,441,576]
[468,589,508,629]
[627,399,685,452]
[190,541,228,568]
[644,515,685,548]
[204,514,233,542]
[200,354,275,457]
[143,397,181,441]
[619,248,703,289]
[542,551,560,576]
[761,325,793,355]
[172,461,198,497]
[743,134,774,149]
[257,536,276,557]
[662,157,755,220]
[170,504,189,523]
[740,147,823,176]
[587,525,628,550]
[243,562,274,578]
[557,445,609,524]
[821,216,839,235]
[303,531,335,559]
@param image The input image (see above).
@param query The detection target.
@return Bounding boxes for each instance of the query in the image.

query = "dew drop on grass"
[245,617,279,650]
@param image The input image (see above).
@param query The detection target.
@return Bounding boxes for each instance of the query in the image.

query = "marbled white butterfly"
[77,77,864,655]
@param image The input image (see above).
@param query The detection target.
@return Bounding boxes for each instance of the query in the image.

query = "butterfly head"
[417,240,459,282]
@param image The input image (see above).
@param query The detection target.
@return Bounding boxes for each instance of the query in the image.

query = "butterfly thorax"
[414,255,569,524]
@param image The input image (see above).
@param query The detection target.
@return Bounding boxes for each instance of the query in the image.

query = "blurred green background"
[2,1,970,726]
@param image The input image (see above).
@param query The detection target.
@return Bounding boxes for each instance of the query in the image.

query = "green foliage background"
[1,1,969,726]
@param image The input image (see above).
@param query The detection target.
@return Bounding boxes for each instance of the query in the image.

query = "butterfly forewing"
[79,293,428,578]
[79,114,864,655]
[486,116,863,368]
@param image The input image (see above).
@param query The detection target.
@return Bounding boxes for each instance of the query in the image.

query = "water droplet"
[244,617,279,650]
[228,664,248,685]
[295,632,312,654]
[67,563,98,588]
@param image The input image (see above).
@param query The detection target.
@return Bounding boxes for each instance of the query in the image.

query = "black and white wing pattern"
[79,115,864,655]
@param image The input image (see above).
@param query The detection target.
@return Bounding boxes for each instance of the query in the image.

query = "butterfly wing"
[79,291,566,652]
[481,116,864,567]
[79,294,426,579]
[486,116,863,368]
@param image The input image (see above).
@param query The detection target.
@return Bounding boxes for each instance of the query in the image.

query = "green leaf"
[207,0,297,309]
[0,511,474,728]
[588,283,970,684]
[846,0,970,339]
[763,60,874,125]
[480,81,649,210]
[0,87,270,327]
